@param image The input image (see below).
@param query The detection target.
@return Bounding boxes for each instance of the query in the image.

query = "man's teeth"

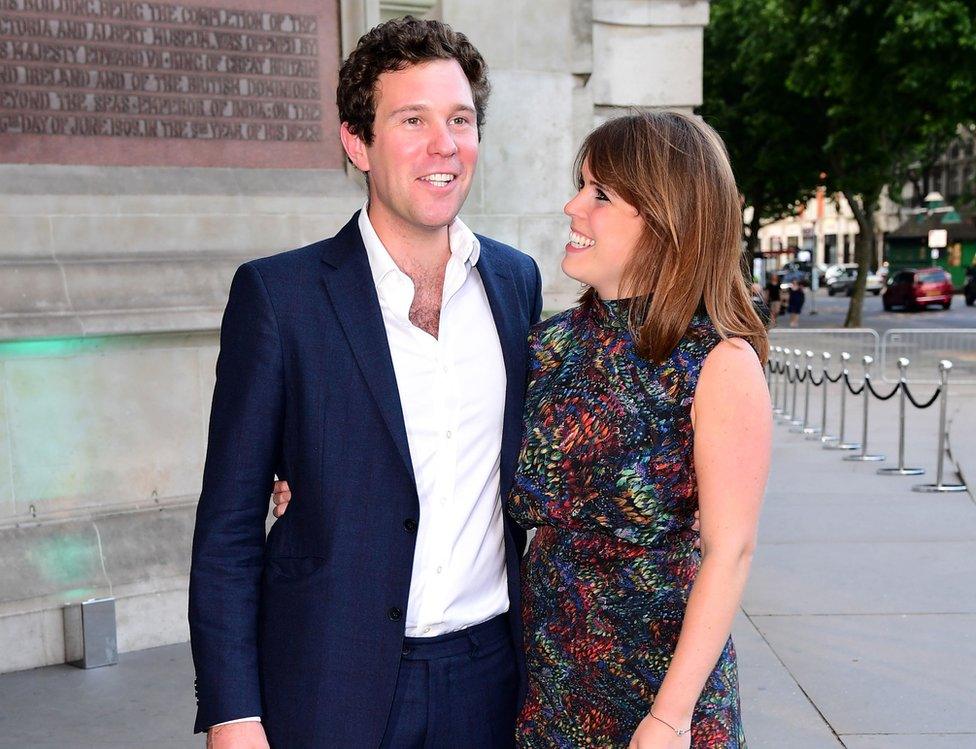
[421,173,455,187]
[569,230,595,248]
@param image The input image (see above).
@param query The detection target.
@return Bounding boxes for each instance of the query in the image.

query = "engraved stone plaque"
[0,0,343,168]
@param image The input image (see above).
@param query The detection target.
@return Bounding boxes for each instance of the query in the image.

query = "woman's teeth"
[421,173,455,187]
[569,230,595,249]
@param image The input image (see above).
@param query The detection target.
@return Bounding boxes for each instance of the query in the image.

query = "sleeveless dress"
[508,298,746,748]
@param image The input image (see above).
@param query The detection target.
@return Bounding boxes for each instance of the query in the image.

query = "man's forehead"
[373,60,474,109]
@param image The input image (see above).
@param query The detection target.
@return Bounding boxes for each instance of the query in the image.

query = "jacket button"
[388,607,402,621]
[403,518,417,533]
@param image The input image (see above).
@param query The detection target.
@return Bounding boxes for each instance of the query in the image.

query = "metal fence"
[880,329,976,384]
[768,329,879,382]
[769,328,976,384]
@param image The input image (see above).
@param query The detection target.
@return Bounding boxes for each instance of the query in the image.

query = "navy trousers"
[379,614,519,749]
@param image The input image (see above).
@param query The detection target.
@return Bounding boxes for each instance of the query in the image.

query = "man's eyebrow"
[387,104,477,119]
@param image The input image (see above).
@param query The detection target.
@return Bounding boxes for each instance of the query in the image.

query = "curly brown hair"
[337,16,491,144]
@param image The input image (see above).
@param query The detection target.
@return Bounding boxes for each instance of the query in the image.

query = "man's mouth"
[419,173,457,188]
[569,229,595,249]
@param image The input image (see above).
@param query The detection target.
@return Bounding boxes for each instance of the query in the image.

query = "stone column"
[590,0,710,121]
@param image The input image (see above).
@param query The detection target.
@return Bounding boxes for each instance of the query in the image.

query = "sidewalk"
[0,382,973,747]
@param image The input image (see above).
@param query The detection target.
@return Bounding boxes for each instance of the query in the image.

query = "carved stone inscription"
[0,0,343,168]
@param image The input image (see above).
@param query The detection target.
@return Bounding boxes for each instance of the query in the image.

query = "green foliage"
[699,0,824,231]
[703,0,976,325]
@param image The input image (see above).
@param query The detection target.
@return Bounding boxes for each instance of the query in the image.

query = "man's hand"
[207,722,270,749]
[271,479,291,518]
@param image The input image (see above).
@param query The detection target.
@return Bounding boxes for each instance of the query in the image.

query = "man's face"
[342,59,479,234]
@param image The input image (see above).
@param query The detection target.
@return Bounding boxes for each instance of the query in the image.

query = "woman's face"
[561,160,645,300]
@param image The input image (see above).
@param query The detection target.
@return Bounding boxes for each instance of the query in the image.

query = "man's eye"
[452,116,470,125]
[404,117,421,125]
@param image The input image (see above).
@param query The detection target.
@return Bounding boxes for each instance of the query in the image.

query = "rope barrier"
[903,383,942,410]
[864,379,901,401]
[843,372,865,396]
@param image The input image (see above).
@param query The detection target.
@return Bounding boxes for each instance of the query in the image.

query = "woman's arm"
[631,338,771,747]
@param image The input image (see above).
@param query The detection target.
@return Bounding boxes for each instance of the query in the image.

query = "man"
[189,16,542,748]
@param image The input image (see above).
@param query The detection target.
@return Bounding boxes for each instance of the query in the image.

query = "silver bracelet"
[650,711,692,737]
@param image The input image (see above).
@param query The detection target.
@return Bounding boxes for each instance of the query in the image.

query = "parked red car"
[882,267,954,311]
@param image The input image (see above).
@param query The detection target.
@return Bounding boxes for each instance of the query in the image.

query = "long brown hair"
[577,111,768,364]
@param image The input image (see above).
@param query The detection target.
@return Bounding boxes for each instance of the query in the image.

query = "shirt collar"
[357,201,481,289]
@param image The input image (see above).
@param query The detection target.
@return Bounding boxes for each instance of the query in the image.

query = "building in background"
[0,0,711,672]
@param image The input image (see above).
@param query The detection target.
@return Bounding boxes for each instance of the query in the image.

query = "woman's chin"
[560,254,588,284]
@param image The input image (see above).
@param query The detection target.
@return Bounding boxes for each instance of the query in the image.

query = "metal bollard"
[777,347,789,416]
[789,348,803,426]
[815,352,837,443]
[771,347,784,415]
[844,355,885,462]
[824,352,860,451]
[778,349,794,422]
[791,350,813,433]
[801,350,820,436]
[878,358,924,476]
[913,360,967,493]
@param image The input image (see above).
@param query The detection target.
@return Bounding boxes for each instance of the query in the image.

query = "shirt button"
[403,518,418,533]
[436,566,443,574]
[388,607,402,622]
[442,365,449,373]
[446,431,452,439]
[423,626,431,634]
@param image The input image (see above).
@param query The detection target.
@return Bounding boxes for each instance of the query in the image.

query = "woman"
[787,278,805,328]
[270,111,770,748]
[508,112,770,748]
[764,273,781,326]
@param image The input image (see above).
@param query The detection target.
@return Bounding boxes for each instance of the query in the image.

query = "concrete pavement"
[0,377,973,747]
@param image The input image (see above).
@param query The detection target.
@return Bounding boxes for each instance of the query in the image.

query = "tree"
[699,0,825,262]
[786,0,976,326]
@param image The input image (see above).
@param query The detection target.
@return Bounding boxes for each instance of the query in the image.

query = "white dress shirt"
[358,205,510,637]
[213,207,510,727]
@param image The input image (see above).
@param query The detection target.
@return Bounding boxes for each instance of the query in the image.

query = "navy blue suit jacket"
[189,212,543,746]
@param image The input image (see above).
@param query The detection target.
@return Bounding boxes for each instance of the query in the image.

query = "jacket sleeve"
[530,258,544,325]
[188,262,284,733]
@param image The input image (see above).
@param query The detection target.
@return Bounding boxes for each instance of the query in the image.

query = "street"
[787,288,975,334]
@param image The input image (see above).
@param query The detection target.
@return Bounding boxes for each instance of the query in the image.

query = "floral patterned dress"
[508,298,746,748]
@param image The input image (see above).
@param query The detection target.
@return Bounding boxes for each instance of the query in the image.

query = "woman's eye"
[595,188,609,202]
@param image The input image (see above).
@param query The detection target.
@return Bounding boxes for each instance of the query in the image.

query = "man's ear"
[340,122,370,174]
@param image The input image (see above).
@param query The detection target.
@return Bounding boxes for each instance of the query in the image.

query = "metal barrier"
[769,329,879,382]
[767,346,967,493]
[881,330,976,384]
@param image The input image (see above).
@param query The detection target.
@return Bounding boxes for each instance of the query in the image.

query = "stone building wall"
[0,0,709,672]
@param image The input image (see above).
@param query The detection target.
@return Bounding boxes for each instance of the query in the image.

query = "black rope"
[824,371,844,384]
[809,371,825,387]
[865,378,901,401]
[843,372,865,396]
[903,382,943,409]
[796,368,808,383]
[784,367,796,384]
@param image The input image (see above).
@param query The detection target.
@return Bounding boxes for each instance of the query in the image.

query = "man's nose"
[428,123,458,157]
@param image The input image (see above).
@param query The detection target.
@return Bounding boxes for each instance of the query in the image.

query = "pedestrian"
[787,278,805,328]
[765,272,782,326]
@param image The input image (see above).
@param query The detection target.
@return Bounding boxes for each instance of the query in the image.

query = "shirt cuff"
[211,717,262,727]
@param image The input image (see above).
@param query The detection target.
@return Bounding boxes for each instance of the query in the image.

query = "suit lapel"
[476,239,526,498]
[319,213,415,482]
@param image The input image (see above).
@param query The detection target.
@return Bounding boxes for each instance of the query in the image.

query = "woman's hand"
[628,713,691,749]
[271,479,291,517]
